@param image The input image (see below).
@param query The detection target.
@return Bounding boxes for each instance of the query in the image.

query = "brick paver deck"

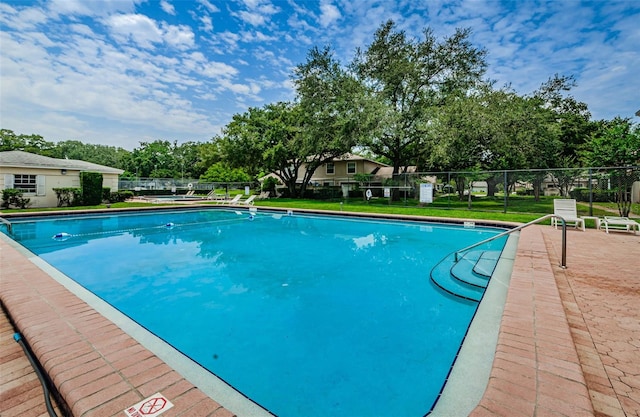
[1,216,639,416]
[541,226,639,417]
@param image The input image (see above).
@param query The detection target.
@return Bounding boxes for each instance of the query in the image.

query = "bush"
[261,177,281,193]
[515,188,533,196]
[53,187,82,207]
[108,190,134,203]
[569,187,615,202]
[310,186,341,200]
[1,189,31,209]
[348,190,364,198]
[80,172,103,205]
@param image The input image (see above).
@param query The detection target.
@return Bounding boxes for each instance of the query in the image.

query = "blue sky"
[1,0,639,150]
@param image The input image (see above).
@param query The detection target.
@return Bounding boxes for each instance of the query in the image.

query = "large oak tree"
[351,20,488,186]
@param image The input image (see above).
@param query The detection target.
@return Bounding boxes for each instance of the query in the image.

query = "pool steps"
[430,250,501,302]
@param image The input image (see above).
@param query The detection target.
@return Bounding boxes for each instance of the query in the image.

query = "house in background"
[296,153,418,197]
[307,153,394,187]
[0,150,124,208]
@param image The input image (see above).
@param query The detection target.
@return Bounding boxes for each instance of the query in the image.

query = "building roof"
[375,166,418,177]
[330,153,390,166]
[0,150,124,174]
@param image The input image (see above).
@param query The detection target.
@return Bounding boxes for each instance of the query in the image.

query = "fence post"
[447,172,451,209]
[503,170,508,214]
[588,168,593,216]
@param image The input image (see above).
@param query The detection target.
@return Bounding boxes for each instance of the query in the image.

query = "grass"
[2,194,637,229]
[252,198,539,223]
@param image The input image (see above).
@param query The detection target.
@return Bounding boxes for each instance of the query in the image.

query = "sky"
[1,0,639,150]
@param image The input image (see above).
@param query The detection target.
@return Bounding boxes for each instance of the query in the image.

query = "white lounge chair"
[217,194,242,205]
[551,199,585,231]
[205,190,224,200]
[185,190,195,197]
[601,216,639,234]
[240,195,257,206]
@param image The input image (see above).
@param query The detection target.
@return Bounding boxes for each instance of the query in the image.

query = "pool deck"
[1,215,639,416]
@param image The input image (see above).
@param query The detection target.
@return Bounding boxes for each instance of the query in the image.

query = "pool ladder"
[0,216,12,234]
[430,214,568,302]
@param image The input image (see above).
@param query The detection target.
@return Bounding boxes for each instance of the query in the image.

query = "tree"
[581,118,640,216]
[129,140,176,178]
[199,162,250,183]
[581,118,640,167]
[351,20,487,198]
[291,46,363,196]
[0,129,55,154]
[428,84,561,200]
[48,140,130,170]
[174,141,205,179]
[223,47,361,197]
[533,74,595,160]
[195,140,224,179]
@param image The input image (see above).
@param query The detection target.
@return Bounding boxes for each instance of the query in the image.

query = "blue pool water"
[3,209,507,417]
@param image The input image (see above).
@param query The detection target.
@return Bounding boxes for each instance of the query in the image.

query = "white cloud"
[0,2,48,31]
[104,14,195,50]
[218,78,261,96]
[197,0,220,14]
[163,23,195,49]
[105,14,164,49]
[318,1,341,27]
[209,30,242,53]
[1,0,638,149]
[199,14,213,32]
[234,0,280,27]
[160,0,176,15]
[237,10,267,26]
[240,30,278,42]
[200,61,240,78]
[47,0,141,17]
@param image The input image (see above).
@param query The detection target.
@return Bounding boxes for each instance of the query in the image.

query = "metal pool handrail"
[0,217,12,235]
[454,214,567,268]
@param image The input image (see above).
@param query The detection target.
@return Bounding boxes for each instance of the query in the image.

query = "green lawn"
[2,194,637,229]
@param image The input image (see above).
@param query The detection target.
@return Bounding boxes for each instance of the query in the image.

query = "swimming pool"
[2,208,508,417]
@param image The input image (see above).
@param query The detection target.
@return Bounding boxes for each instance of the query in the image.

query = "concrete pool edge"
[0,230,271,417]
[430,231,519,416]
[0,207,590,415]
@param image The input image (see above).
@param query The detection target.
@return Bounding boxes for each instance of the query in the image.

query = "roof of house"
[330,153,390,166]
[375,166,418,177]
[0,150,124,174]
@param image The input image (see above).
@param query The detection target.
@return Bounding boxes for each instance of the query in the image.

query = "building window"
[326,162,335,175]
[347,162,356,174]
[13,174,37,193]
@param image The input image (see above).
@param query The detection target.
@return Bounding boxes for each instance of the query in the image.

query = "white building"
[1,151,124,208]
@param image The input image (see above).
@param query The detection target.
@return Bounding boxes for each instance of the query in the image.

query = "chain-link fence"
[118,178,255,196]
[349,166,640,217]
[119,167,640,217]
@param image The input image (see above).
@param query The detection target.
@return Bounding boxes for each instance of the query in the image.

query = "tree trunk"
[616,177,631,217]
[486,177,498,197]
[456,176,466,201]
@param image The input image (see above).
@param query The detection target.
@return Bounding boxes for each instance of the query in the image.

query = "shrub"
[261,177,281,193]
[1,188,31,209]
[53,187,82,207]
[569,187,615,202]
[80,172,103,205]
[108,190,134,203]
[348,190,364,198]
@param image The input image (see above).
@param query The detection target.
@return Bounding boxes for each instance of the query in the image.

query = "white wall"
[1,168,119,208]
